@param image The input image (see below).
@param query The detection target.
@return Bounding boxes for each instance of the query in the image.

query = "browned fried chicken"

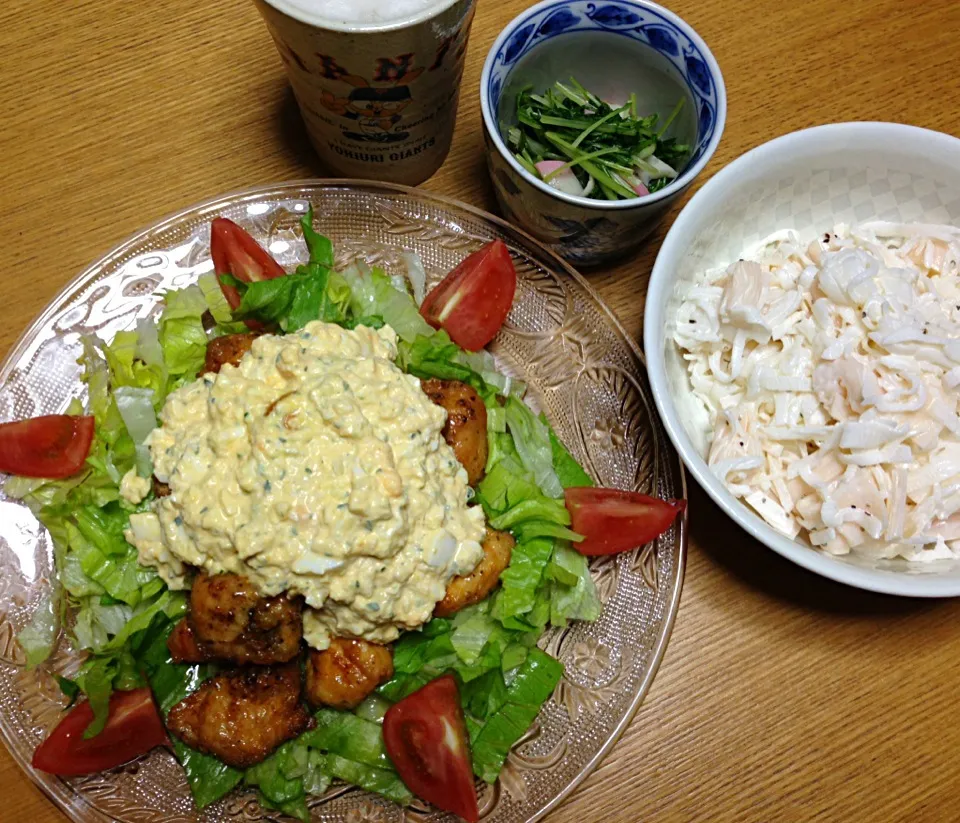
[187,573,303,665]
[305,638,394,710]
[167,617,207,663]
[166,663,311,768]
[434,528,514,617]
[203,332,259,375]
[153,476,171,498]
[420,378,488,486]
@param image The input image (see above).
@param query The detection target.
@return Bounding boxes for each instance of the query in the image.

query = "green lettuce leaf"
[504,397,563,498]
[547,543,601,625]
[17,590,60,668]
[315,753,412,805]
[340,264,434,343]
[159,285,209,379]
[245,740,316,822]
[549,427,593,488]
[245,708,412,820]
[222,266,352,332]
[301,709,393,769]
[300,206,334,267]
[469,649,563,782]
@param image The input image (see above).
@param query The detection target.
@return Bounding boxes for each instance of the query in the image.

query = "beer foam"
[274,0,449,27]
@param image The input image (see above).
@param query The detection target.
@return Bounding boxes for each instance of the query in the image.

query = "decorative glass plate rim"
[0,179,688,823]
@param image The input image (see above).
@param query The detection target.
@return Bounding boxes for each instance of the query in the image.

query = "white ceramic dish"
[644,122,960,596]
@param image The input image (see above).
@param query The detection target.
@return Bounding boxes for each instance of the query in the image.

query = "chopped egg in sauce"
[124,321,485,648]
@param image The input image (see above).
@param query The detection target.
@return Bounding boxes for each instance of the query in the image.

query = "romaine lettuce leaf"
[549,428,593,488]
[504,397,563,498]
[469,649,563,783]
[158,285,209,379]
[300,206,334,267]
[546,542,601,625]
[244,707,412,820]
[17,590,60,668]
[340,264,433,343]
[490,538,553,627]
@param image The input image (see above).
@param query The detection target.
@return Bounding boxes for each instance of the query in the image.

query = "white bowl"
[644,122,960,596]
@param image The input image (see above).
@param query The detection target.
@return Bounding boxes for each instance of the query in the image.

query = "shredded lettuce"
[504,397,563,498]
[547,543,602,625]
[549,428,594,488]
[158,285,209,379]
[6,215,605,809]
[244,708,413,820]
[468,649,563,783]
[114,386,157,476]
[340,263,433,342]
[222,266,353,332]
[197,271,246,331]
[9,293,200,735]
[300,206,334,268]
[17,590,60,667]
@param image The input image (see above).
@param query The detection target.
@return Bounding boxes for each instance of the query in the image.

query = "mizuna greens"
[7,209,600,818]
[507,77,690,200]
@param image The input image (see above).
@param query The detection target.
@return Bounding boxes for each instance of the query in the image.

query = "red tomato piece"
[565,487,686,556]
[32,687,169,776]
[0,415,94,479]
[210,217,286,311]
[383,674,479,822]
[420,239,517,351]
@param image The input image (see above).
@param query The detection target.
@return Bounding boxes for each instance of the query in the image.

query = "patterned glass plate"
[0,181,686,823]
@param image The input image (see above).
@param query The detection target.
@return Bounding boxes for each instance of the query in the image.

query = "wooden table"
[2,0,960,820]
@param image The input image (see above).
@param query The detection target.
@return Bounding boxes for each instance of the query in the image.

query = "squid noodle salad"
[674,221,960,561]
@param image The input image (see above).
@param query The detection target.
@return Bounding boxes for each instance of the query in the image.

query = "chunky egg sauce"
[124,321,485,649]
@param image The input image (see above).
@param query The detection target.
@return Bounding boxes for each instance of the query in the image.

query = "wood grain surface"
[2,0,960,821]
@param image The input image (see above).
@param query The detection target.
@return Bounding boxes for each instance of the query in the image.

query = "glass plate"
[0,181,686,823]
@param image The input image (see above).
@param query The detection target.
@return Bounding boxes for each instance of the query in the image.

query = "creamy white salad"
[675,221,960,561]
[123,320,485,648]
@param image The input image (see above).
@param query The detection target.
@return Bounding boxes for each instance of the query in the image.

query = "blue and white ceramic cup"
[480,0,726,266]
[254,0,475,186]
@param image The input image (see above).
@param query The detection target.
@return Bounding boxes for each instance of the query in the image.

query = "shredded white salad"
[675,221,960,561]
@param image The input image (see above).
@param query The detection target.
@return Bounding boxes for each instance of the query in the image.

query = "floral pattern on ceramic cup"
[480,0,726,266]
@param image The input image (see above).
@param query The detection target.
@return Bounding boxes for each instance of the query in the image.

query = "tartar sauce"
[124,321,485,648]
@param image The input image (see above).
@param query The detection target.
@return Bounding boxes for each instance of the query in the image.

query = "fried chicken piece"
[188,573,303,665]
[167,663,311,768]
[434,528,514,618]
[305,638,394,710]
[420,378,488,486]
[152,476,171,498]
[203,332,259,375]
[167,617,207,663]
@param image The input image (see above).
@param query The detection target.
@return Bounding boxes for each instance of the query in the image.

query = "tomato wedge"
[32,687,168,776]
[210,217,286,311]
[383,674,478,822]
[565,487,686,556]
[0,415,94,479]
[420,239,517,351]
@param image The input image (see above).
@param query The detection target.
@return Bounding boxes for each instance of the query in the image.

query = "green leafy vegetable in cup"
[506,76,690,200]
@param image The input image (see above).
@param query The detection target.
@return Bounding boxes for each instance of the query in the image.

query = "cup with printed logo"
[253,0,476,185]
